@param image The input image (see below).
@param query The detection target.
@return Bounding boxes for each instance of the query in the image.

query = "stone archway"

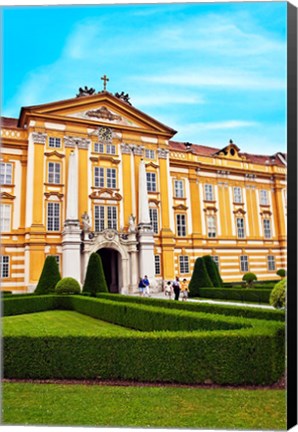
[97,248,120,293]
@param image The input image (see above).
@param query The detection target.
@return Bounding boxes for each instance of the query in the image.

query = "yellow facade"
[0,91,287,292]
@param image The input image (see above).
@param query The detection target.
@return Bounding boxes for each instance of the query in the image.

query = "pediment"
[19,92,177,137]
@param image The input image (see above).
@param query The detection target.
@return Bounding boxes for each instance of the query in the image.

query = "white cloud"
[133,93,205,107]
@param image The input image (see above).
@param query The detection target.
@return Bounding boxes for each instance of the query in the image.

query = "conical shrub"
[83,253,108,296]
[34,256,61,294]
[189,257,213,297]
[203,255,223,287]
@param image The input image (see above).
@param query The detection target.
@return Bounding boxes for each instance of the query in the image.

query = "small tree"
[270,278,286,309]
[83,253,108,296]
[202,255,223,287]
[34,256,61,294]
[242,272,257,288]
[189,257,213,297]
[55,277,81,295]
[276,268,286,278]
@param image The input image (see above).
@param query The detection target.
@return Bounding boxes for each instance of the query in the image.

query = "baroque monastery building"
[0,84,287,293]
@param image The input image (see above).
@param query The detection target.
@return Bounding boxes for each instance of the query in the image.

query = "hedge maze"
[3,294,285,386]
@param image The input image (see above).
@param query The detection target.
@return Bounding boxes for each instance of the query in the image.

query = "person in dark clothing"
[172,276,181,301]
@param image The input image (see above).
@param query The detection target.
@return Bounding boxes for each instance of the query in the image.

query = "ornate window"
[179,256,189,274]
[233,187,242,203]
[267,255,275,271]
[145,149,155,159]
[94,142,104,153]
[146,172,157,192]
[47,202,60,231]
[207,215,217,238]
[0,204,11,232]
[174,180,184,198]
[94,205,117,231]
[155,255,161,275]
[0,163,12,185]
[49,137,61,148]
[94,167,105,188]
[107,168,117,189]
[48,162,61,184]
[176,214,186,237]
[263,219,271,239]
[106,144,116,155]
[0,255,9,278]
[236,217,245,238]
[240,255,249,272]
[149,208,159,234]
[204,184,214,201]
[260,189,269,205]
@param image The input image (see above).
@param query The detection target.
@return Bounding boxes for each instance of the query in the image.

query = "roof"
[1,117,19,128]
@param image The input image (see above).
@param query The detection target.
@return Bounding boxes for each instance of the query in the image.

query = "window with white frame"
[267,255,275,271]
[149,208,159,234]
[204,184,214,201]
[107,168,117,189]
[48,162,61,184]
[49,137,61,148]
[174,180,184,198]
[233,187,242,203]
[106,144,116,155]
[260,189,269,205]
[94,167,104,188]
[146,172,157,192]
[47,202,60,231]
[176,214,186,236]
[207,215,217,238]
[94,205,117,231]
[0,204,11,232]
[0,163,12,185]
[155,255,161,275]
[94,142,104,153]
[236,217,245,238]
[179,256,189,274]
[145,149,155,159]
[0,255,9,278]
[212,255,219,268]
[263,219,271,239]
[240,255,249,272]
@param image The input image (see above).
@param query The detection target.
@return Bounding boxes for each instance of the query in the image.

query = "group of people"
[138,275,189,300]
[165,277,189,301]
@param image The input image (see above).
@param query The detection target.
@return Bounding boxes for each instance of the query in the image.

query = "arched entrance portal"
[97,248,120,293]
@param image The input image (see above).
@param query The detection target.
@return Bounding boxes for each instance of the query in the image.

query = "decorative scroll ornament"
[32,132,47,144]
[132,145,144,156]
[76,86,96,97]
[86,107,122,122]
[157,148,169,159]
[104,229,116,241]
[114,91,132,105]
[120,143,131,154]
[64,136,91,149]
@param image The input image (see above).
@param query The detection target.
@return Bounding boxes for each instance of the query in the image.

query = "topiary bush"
[276,268,286,278]
[83,253,108,296]
[202,255,223,287]
[242,272,257,288]
[189,257,213,297]
[55,277,81,295]
[34,256,61,294]
[270,278,286,309]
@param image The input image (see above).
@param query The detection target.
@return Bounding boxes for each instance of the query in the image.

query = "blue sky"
[1,2,287,154]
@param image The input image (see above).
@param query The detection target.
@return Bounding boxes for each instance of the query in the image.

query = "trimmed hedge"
[3,295,59,316]
[189,257,213,297]
[34,256,61,295]
[2,295,285,385]
[83,253,108,295]
[96,293,285,322]
[55,277,81,295]
[202,255,223,287]
[197,288,272,303]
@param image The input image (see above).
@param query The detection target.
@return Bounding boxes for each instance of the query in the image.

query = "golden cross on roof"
[101,74,109,91]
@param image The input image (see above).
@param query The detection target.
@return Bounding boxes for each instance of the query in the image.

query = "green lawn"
[2,310,137,336]
[2,382,286,430]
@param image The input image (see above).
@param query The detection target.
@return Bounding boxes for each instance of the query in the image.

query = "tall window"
[0,204,11,232]
[204,184,214,201]
[48,162,61,184]
[155,255,161,275]
[0,256,9,278]
[146,172,157,192]
[145,149,155,159]
[176,214,186,236]
[47,202,60,231]
[94,142,104,153]
[49,137,61,148]
[207,216,216,238]
[0,163,12,184]
[240,255,249,272]
[260,189,269,205]
[174,180,184,198]
[236,217,245,238]
[149,208,159,234]
[95,205,117,231]
[267,255,275,271]
[263,219,271,239]
[106,144,116,155]
[94,167,104,188]
[233,187,242,203]
[107,168,117,189]
[179,256,189,274]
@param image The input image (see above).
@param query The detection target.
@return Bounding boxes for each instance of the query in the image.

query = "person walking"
[138,277,145,296]
[142,275,150,297]
[165,281,173,299]
[172,276,181,301]
[180,278,189,301]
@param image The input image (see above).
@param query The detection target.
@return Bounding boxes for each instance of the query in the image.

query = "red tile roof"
[1,117,19,128]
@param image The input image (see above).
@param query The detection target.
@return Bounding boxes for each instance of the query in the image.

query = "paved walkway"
[129,291,275,309]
